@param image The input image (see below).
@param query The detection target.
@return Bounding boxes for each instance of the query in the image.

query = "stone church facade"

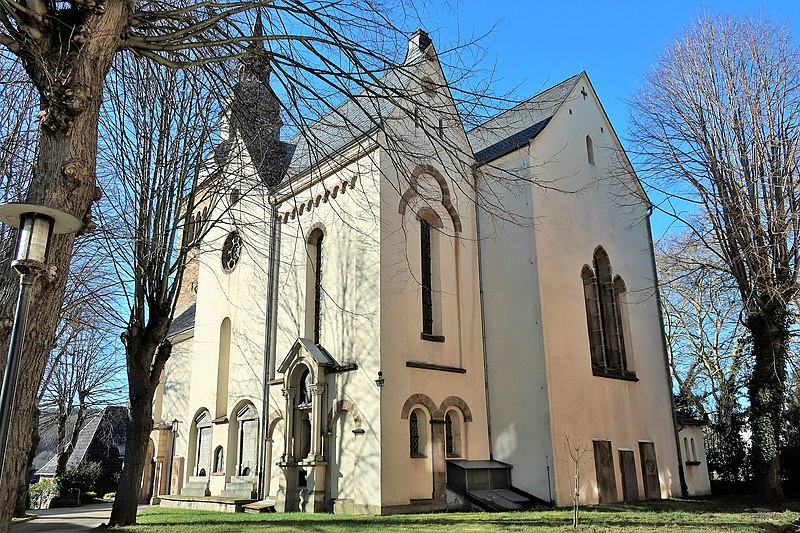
[147,29,689,514]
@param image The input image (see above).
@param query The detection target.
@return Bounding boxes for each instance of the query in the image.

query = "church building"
[146,29,692,514]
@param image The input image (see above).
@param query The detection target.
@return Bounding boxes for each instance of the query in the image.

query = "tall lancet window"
[582,247,632,377]
[420,219,433,335]
[307,229,324,344]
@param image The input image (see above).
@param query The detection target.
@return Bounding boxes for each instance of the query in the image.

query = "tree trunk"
[0,3,128,530]
[15,421,39,517]
[109,375,157,526]
[56,402,87,477]
[55,406,70,477]
[747,303,788,502]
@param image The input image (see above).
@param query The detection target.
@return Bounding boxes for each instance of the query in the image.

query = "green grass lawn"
[123,498,800,532]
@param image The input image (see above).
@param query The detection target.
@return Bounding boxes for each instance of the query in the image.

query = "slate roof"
[35,407,127,477]
[33,410,98,474]
[468,74,582,163]
[278,337,340,373]
[676,411,708,427]
[280,63,423,181]
[169,303,196,337]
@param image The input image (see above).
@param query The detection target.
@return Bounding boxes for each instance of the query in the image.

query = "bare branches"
[631,14,800,315]
[631,13,799,498]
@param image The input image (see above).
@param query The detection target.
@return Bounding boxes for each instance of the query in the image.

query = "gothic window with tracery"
[582,247,632,377]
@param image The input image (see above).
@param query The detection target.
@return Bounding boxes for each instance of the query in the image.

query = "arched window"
[418,211,443,340]
[193,410,212,477]
[582,247,631,376]
[586,135,595,165]
[683,437,690,461]
[690,438,697,462]
[409,408,428,457]
[421,219,433,335]
[213,446,224,473]
[445,411,463,458]
[582,265,604,369]
[307,229,324,344]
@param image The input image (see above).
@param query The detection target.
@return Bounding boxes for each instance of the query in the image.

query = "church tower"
[229,13,286,188]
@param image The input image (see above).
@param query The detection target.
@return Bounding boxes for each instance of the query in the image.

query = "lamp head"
[0,203,82,274]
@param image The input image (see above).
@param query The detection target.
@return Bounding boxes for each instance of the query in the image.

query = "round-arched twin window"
[221,231,242,272]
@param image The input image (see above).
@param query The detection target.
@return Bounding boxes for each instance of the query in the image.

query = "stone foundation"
[159,494,256,513]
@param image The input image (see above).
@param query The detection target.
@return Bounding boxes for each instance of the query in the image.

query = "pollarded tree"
[630,14,800,500]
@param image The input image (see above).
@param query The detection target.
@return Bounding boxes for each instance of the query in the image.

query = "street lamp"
[0,202,81,475]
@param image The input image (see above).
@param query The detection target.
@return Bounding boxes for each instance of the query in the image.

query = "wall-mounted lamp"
[375,370,385,388]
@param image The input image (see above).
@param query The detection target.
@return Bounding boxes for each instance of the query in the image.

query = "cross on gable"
[581,87,588,100]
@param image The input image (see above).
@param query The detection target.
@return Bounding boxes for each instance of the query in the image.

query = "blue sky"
[418,1,798,236]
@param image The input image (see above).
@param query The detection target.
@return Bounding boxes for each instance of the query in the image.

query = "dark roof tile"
[169,303,196,337]
[468,74,581,163]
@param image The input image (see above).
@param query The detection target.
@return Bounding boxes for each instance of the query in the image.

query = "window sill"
[592,369,639,382]
[685,460,701,466]
[410,453,427,459]
[420,333,445,342]
[406,361,466,373]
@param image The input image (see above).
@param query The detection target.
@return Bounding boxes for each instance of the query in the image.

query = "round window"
[221,231,242,272]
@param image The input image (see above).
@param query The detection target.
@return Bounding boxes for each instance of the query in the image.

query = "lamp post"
[166,419,179,495]
[0,203,81,476]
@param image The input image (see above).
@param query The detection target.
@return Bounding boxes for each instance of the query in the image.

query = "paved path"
[11,503,114,533]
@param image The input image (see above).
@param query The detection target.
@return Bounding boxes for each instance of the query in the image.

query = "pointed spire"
[249,9,264,51]
[239,9,270,82]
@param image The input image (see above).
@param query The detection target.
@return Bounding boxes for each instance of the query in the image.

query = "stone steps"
[221,476,256,499]
[181,476,210,497]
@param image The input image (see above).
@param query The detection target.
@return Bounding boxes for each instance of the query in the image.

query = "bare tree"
[39,325,123,477]
[630,14,800,500]
[94,52,222,523]
[561,435,588,529]
[656,234,752,480]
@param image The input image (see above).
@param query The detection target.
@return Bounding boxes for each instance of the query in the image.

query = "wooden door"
[638,441,660,499]
[592,440,618,503]
[619,449,639,502]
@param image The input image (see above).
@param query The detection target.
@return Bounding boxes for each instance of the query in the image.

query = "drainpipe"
[473,167,493,458]
[644,206,688,498]
[258,200,281,499]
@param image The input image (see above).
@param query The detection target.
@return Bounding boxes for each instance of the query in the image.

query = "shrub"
[57,461,102,497]
[29,478,59,509]
[103,492,116,500]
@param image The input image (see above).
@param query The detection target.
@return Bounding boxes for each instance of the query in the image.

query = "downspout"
[644,206,688,498]
[258,200,280,499]
[473,166,493,458]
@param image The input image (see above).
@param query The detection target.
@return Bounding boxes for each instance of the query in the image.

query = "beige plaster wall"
[157,336,194,479]
[377,59,491,509]
[270,150,383,510]
[532,77,680,505]
[680,426,711,496]
[479,74,680,506]
[477,152,556,502]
